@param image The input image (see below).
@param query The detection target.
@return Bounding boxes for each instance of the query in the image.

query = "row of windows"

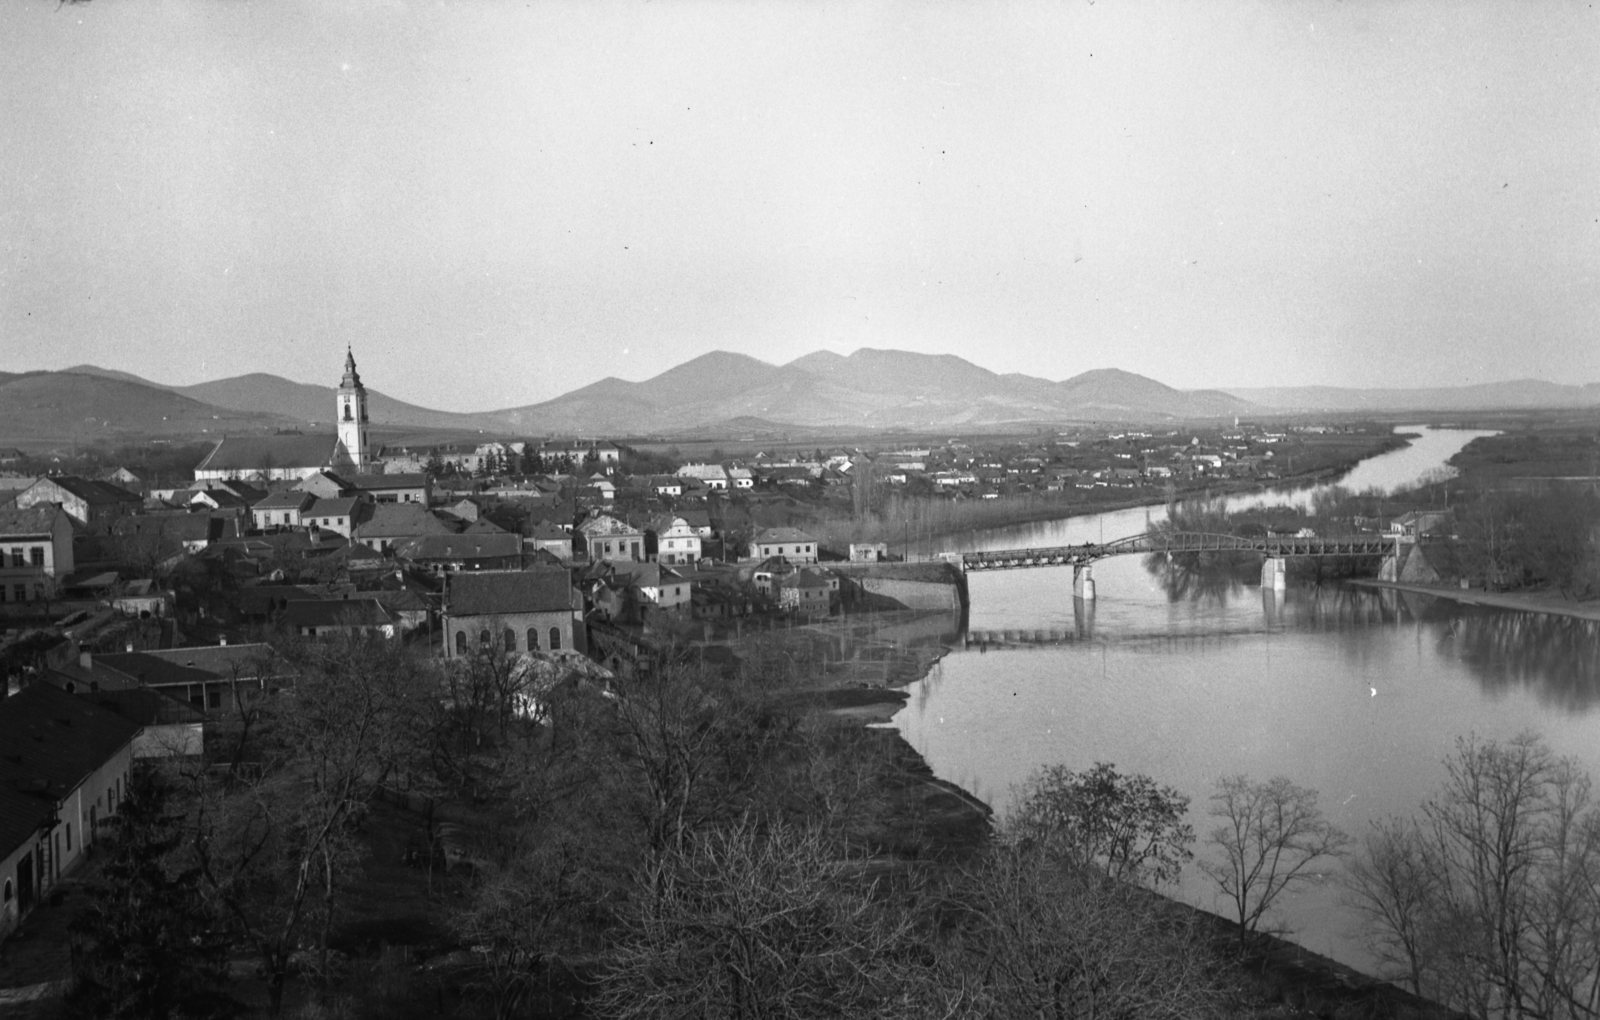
[5,547,45,568]
[454,627,562,655]
[0,583,44,603]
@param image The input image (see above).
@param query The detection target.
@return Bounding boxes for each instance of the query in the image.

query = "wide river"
[890,427,1600,974]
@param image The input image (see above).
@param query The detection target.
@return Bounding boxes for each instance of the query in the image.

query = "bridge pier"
[1260,556,1287,591]
[1073,594,1096,639]
[1073,563,1096,601]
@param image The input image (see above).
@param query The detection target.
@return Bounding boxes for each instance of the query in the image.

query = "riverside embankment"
[1354,578,1600,621]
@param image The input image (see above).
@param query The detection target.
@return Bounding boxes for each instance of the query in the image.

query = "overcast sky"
[3,1,1596,411]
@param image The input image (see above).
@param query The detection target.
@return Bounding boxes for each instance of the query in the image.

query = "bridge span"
[956,531,1397,600]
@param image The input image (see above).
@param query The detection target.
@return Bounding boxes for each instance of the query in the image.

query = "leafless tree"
[1199,774,1350,942]
[171,632,426,1015]
[944,838,1241,1020]
[606,664,773,861]
[594,819,926,1020]
[1346,733,1600,1019]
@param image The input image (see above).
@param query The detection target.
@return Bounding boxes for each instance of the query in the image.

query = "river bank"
[1353,579,1600,621]
[776,606,1457,1019]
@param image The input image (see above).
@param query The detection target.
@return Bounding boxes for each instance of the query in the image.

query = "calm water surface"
[891,427,1600,973]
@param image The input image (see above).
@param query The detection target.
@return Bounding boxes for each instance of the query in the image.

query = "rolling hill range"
[0,372,297,441]
[482,349,1257,433]
[62,365,505,431]
[16,351,1597,443]
[44,351,1259,437]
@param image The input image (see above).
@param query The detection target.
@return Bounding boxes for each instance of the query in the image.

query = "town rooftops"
[0,683,144,856]
[194,434,340,474]
[0,505,66,538]
[446,567,578,616]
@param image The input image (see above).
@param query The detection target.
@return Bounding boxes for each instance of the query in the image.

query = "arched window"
[2,879,10,903]
[549,627,562,651]
[503,628,516,652]
[455,631,467,655]
[527,628,539,651]
[343,403,353,422]
[479,630,491,648]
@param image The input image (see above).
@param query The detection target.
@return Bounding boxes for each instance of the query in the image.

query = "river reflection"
[892,429,1600,976]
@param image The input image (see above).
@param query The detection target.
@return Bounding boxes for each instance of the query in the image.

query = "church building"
[193,349,374,482]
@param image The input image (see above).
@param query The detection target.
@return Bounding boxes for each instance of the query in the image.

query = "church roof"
[195,434,340,474]
[446,567,577,616]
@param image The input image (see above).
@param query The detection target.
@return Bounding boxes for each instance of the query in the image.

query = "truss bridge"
[958,531,1397,600]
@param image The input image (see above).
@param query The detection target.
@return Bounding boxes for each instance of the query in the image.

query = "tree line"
[57,629,1600,1019]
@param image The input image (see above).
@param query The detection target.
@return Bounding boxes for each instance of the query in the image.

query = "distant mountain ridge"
[11,351,1595,444]
[1226,379,1600,412]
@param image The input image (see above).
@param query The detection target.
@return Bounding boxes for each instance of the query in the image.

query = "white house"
[0,684,141,941]
[748,527,818,564]
[649,515,702,566]
[675,463,729,490]
[0,506,74,606]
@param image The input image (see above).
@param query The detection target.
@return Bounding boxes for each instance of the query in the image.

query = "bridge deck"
[961,531,1395,570]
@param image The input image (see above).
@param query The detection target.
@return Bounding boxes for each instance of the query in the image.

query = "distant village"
[0,349,1390,942]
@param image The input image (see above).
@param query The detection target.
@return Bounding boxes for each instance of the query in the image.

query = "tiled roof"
[525,520,570,541]
[99,643,285,685]
[0,683,143,858]
[753,527,817,544]
[38,475,142,505]
[306,497,360,518]
[446,567,577,616]
[113,511,223,544]
[359,503,458,538]
[282,598,396,629]
[350,473,427,490]
[577,514,640,537]
[394,533,522,561]
[0,505,64,538]
[194,434,340,473]
[253,490,316,511]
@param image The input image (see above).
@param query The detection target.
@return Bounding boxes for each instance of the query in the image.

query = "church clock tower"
[336,346,370,472]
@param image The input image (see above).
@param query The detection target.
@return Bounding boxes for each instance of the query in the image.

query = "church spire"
[336,346,370,472]
[341,345,363,390]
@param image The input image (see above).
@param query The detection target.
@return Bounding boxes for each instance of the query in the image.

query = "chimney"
[79,650,92,671]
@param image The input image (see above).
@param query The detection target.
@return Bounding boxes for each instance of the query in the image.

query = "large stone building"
[443,567,582,658]
[193,348,374,482]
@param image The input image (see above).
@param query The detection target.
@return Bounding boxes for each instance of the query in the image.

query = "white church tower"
[336,346,370,473]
